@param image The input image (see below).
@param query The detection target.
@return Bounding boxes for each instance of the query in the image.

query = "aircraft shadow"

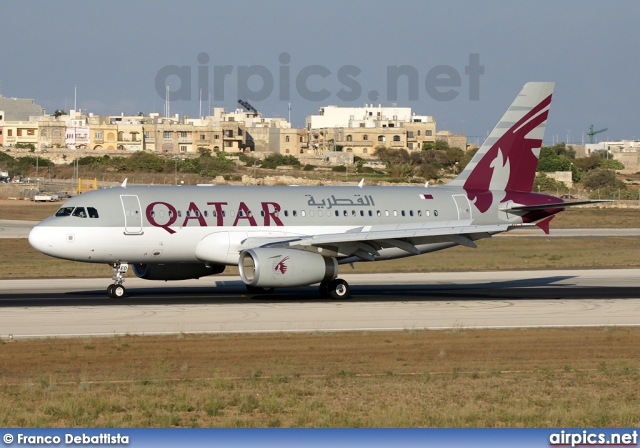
[1,275,640,307]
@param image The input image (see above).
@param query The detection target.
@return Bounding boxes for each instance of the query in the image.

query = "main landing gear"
[319,278,350,300]
[108,262,129,298]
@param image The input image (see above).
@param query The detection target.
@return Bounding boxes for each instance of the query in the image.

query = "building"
[586,140,640,173]
[0,95,44,121]
[269,126,308,155]
[37,119,66,149]
[2,120,39,148]
[435,130,467,150]
[306,104,436,157]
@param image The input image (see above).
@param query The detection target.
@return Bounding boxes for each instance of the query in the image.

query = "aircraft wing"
[241,221,513,261]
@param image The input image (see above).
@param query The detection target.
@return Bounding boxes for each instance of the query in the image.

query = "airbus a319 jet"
[29,82,603,299]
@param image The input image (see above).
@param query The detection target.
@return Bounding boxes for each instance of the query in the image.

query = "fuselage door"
[452,194,472,221]
[121,195,143,235]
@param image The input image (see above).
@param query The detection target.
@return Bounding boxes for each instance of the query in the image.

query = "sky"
[1,0,638,146]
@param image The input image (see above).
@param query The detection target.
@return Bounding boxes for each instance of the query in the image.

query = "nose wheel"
[108,262,128,298]
[107,284,126,298]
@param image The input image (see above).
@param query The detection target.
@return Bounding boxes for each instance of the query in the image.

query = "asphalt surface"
[1,269,639,338]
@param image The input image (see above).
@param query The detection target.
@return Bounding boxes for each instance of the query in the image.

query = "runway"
[1,269,639,339]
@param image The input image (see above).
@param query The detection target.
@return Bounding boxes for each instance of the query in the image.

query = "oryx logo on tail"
[449,82,555,213]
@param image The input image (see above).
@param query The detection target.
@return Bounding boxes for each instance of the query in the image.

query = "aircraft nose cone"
[28,225,56,256]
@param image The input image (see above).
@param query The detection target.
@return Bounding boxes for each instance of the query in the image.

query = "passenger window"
[55,207,74,217]
[368,210,373,217]
[426,210,430,217]
[72,207,87,218]
[87,207,99,218]
[418,210,422,217]
[360,210,364,217]
[351,210,356,217]
[204,211,208,217]
[393,210,398,217]
[377,210,381,217]
[293,210,297,217]
[177,211,182,218]
[401,210,405,217]
[409,210,414,217]
[385,210,389,217]
[434,210,439,216]
[318,210,323,217]
[284,210,289,217]
[301,210,306,217]
[335,210,339,217]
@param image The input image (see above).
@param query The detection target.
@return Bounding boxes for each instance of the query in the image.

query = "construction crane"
[587,124,607,143]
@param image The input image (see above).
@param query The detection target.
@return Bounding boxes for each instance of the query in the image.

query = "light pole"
[174,156,181,185]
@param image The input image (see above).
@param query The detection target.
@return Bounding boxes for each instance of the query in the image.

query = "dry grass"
[0,328,638,427]
[0,200,60,221]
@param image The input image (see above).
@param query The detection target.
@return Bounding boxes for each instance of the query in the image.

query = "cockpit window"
[55,207,74,217]
[87,207,99,218]
[71,207,87,218]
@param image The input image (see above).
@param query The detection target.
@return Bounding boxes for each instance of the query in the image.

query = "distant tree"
[53,110,66,118]
[581,168,624,190]
[532,173,569,194]
[599,158,625,170]
[197,147,212,157]
[261,153,301,169]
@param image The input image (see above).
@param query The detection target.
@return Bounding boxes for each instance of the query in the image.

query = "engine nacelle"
[239,248,338,288]
[132,263,225,281]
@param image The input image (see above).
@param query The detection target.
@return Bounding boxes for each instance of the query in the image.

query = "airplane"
[28,82,606,299]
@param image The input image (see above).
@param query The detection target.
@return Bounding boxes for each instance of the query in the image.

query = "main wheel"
[112,284,126,298]
[107,284,115,298]
[328,278,350,300]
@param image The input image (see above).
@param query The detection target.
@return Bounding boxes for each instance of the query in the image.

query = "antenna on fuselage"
[121,178,128,188]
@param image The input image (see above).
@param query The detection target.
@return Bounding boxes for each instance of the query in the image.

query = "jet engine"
[239,248,338,288]
[132,263,225,281]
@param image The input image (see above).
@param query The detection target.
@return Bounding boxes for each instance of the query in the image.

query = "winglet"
[535,215,555,235]
[121,178,128,188]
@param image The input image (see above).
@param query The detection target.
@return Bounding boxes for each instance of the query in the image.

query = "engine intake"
[132,263,225,281]
[239,248,338,288]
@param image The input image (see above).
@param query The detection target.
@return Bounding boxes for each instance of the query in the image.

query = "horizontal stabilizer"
[500,200,613,212]
[534,215,554,235]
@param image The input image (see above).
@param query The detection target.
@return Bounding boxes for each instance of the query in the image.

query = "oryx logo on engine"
[274,256,290,275]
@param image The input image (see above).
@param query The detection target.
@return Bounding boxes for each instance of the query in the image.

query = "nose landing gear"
[108,262,129,298]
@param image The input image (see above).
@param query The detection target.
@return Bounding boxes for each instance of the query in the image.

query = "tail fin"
[449,82,555,213]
